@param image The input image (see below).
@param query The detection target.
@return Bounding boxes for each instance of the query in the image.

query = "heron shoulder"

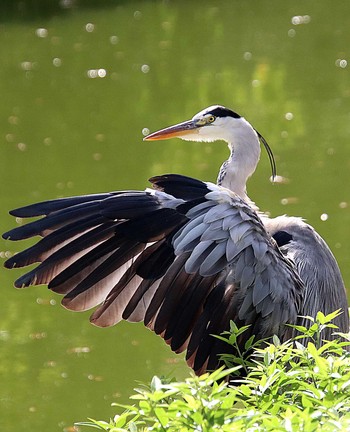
[265,215,334,258]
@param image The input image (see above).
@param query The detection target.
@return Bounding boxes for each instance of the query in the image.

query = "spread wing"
[3,174,303,374]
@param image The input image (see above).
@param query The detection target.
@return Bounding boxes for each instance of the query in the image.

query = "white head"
[145,105,275,199]
[145,105,247,142]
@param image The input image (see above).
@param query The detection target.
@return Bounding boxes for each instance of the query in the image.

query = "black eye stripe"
[208,107,241,119]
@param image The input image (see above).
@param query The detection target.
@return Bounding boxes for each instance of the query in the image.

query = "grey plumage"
[265,215,349,339]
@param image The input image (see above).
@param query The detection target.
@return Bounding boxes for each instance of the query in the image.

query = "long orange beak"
[144,119,199,141]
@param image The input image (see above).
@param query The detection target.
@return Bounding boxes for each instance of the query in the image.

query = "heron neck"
[217,156,248,201]
[216,127,261,203]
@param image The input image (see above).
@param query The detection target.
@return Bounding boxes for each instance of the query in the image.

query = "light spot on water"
[281,197,299,205]
[87,374,104,381]
[320,213,328,221]
[35,28,48,38]
[29,332,47,340]
[339,201,348,209]
[291,15,311,25]
[335,59,347,69]
[21,61,34,71]
[110,35,119,45]
[17,142,27,151]
[67,346,91,354]
[281,131,288,138]
[87,68,107,78]
[252,79,260,87]
[142,127,150,136]
[52,57,62,67]
[272,175,290,184]
[0,251,10,260]
[8,115,19,125]
[141,64,150,73]
[6,133,15,142]
[285,112,294,120]
[87,69,98,78]
[134,10,142,20]
[288,29,296,38]
[36,297,56,306]
[85,23,95,32]
[243,51,252,61]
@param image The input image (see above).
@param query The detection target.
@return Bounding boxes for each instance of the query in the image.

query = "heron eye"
[207,116,215,123]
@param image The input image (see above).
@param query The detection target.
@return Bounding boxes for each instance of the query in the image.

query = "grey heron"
[3,105,349,375]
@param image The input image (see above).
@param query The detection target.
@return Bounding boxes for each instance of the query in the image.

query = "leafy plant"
[77,311,350,432]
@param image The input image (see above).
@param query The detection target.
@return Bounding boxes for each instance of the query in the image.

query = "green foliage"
[77,311,350,432]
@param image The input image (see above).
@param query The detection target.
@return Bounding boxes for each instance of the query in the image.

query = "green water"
[1,1,350,430]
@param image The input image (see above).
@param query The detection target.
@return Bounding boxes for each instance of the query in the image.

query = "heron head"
[144,105,276,180]
[144,105,244,143]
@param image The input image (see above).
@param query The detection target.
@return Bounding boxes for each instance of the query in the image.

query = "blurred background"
[1,1,350,430]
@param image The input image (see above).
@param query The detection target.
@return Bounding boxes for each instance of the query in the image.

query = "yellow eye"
[207,115,215,123]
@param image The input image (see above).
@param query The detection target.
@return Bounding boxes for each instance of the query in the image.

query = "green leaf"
[182,394,198,409]
[154,407,169,427]
[83,312,350,432]
[245,335,255,350]
[272,335,281,346]
[150,376,163,392]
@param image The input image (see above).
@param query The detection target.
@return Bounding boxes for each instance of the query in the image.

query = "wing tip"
[14,275,33,288]
[61,296,86,312]
[89,313,114,328]
[9,208,21,217]
[2,231,11,240]
[3,257,15,269]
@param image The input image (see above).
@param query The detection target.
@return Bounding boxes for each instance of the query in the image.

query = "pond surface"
[1,1,350,430]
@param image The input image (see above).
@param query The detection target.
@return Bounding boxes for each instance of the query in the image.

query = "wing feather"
[3,174,305,375]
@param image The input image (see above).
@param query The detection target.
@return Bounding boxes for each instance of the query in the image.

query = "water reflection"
[1,1,350,431]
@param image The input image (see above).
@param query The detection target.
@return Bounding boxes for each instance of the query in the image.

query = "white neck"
[216,117,261,202]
